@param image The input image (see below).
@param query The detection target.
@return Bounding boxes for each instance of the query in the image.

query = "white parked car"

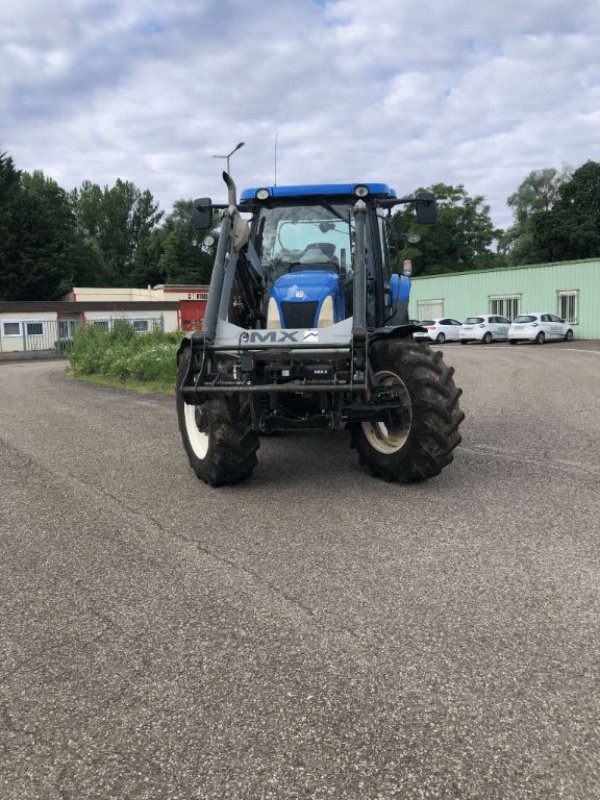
[459,314,511,344]
[508,312,574,344]
[413,318,462,343]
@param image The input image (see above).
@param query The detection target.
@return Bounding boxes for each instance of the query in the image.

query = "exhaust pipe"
[222,171,237,205]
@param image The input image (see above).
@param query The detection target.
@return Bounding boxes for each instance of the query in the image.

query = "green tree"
[529,161,600,262]
[0,152,23,299]
[157,199,213,284]
[503,167,571,265]
[71,179,163,286]
[131,226,168,287]
[391,183,503,276]
[0,166,79,300]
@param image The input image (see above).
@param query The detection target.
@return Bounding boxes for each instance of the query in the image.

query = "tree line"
[1,148,600,300]
[393,161,600,275]
[0,152,213,301]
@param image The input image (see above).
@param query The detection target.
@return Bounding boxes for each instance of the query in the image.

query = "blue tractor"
[176,174,464,485]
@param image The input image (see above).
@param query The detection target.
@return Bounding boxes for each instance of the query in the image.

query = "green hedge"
[68,323,180,385]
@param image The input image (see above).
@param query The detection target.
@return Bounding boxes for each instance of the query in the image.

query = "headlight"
[255,188,270,200]
[267,297,281,328]
[317,295,334,328]
[354,184,369,198]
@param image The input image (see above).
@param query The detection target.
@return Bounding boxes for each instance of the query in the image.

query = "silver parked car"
[508,313,574,344]
[413,318,462,343]
[459,314,511,344]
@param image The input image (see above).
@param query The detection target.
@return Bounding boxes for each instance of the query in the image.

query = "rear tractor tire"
[350,339,464,482]
[176,348,259,486]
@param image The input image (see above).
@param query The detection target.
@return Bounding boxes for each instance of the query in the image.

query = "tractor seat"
[289,242,339,272]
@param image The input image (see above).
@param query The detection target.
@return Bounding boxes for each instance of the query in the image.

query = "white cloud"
[1,0,599,229]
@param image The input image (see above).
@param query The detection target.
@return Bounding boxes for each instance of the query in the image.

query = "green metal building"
[409,258,600,340]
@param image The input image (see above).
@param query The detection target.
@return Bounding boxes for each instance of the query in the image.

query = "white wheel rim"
[184,403,209,459]
[361,370,412,454]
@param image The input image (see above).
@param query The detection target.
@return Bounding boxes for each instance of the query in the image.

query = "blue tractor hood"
[270,269,344,328]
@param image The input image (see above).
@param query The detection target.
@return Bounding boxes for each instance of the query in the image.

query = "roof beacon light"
[354,184,370,198]
[255,188,271,200]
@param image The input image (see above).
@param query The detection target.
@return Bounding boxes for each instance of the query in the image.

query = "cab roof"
[239,183,396,202]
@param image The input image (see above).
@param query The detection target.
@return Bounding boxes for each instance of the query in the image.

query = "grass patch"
[66,369,175,395]
[68,322,179,392]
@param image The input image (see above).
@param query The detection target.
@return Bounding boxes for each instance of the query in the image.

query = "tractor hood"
[270,269,343,329]
[271,269,340,303]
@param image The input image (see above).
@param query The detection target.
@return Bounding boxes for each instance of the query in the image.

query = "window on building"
[112,318,132,331]
[417,300,443,320]
[26,322,44,336]
[92,320,110,331]
[490,295,520,320]
[58,320,80,340]
[558,291,578,323]
[132,319,149,333]
[2,322,21,337]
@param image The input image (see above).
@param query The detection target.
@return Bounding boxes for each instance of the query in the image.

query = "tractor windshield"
[255,203,354,280]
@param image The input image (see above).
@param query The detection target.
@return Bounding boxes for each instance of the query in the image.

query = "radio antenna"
[274,133,278,186]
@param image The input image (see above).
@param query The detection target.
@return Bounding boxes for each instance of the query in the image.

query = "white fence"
[0,316,165,358]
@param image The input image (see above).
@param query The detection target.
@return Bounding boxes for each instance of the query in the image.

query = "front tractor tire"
[350,339,464,483]
[176,349,259,486]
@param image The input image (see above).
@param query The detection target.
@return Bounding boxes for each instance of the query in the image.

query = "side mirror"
[193,197,212,231]
[415,191,436,225]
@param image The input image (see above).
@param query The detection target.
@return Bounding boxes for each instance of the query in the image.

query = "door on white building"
[417,300,443,321]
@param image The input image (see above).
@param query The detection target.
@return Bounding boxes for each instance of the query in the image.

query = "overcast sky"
[2,0,599,229]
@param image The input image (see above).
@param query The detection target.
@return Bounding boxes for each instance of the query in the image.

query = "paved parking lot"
[1,344,599,799]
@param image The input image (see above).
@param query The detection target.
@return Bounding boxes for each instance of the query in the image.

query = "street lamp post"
[212,141,245,175]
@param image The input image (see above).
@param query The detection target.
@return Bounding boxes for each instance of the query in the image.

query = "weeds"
[69,323,179,388]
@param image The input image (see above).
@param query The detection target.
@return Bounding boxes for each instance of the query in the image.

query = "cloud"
[1,0,599,229]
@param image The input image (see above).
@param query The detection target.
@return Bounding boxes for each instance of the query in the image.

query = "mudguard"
[369,323,426,344]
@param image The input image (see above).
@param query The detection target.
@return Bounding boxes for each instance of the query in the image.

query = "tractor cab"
[238,182,403,332]
[193,180,435,336]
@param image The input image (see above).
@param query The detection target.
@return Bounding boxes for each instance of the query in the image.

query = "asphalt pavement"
[1,343,599,799]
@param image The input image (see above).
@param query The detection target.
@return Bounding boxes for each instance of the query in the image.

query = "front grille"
[281,301,319,328]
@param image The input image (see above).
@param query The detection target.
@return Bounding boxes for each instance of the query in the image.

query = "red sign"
[178,299,206,332]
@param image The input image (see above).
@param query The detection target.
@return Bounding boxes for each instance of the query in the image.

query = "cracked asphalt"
[1,343,599,799]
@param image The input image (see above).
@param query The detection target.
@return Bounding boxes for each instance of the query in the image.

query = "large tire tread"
[176,350,259,486]
[350,340,464,483]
